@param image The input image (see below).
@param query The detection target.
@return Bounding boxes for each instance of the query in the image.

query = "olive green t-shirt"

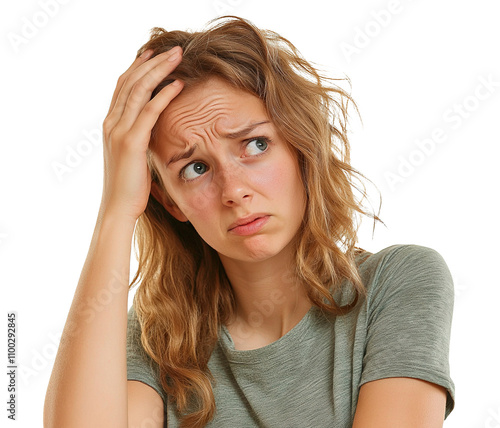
[126,244,455,427]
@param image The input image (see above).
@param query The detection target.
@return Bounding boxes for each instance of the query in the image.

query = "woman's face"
[151,77,307,264]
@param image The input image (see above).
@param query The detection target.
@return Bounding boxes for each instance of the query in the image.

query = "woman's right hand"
[99,46,184,222]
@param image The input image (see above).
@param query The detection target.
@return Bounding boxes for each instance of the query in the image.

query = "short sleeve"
[359,245,455,418]
[126,304,167,404]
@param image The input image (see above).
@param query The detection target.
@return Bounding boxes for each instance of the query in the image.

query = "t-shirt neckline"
[218,305,320,363]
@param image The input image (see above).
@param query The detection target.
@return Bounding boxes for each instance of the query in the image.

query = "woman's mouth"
[228,215,270,236]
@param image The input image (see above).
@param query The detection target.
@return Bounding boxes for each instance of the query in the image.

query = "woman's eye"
[181,162,208,180]
[244,137,269,156]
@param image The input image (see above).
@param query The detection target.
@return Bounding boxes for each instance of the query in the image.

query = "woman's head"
[130,16,378,427]
[149,76,307,264]
[139,16,365,260]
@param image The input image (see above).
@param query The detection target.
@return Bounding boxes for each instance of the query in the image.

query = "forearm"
[44,210,136,428]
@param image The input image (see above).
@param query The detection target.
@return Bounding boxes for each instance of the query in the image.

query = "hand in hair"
[100,46,184,222]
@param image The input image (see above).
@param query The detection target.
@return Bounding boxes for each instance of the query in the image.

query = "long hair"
[129,16,381,427]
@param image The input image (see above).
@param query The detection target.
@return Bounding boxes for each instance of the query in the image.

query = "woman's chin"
[217,238,294,265]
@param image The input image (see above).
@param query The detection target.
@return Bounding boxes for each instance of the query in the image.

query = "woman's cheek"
[183,182,218,218]
[254,160,288,193]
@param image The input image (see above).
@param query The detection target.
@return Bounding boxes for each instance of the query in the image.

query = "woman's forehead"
[156,77,269,142]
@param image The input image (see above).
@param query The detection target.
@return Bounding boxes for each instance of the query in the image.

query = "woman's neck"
[219,243,313,348]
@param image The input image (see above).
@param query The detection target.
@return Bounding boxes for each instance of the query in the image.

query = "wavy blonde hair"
[129,16,380,427]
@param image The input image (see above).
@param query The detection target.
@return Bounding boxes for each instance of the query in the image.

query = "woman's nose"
[217,164,253,207]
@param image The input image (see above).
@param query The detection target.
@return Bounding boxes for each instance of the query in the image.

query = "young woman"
[44,16,455,428]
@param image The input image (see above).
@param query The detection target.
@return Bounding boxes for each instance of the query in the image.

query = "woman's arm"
[43,210,136,428]
[128,381,164,428]
[352,377,447,428]
[43,46,184,428]
[355,245,455,425]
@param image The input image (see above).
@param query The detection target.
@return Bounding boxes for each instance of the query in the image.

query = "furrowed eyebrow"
[222,121,270,139]
[166,144,198,167]
[165,121,270,167]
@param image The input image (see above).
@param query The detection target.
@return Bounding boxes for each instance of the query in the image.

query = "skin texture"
[127,380,164,427]
[352,377,447,427]
[150,77,313,348]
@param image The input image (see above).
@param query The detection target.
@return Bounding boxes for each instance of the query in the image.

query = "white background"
[1,0,499,427]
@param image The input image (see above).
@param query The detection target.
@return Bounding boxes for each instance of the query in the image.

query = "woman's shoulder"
[356,244,448,272]
[355,244,453,300]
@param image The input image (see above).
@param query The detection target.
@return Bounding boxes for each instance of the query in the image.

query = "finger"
[116,53,183,131]
[106,48,176,118]
[106,49,154,117]
[109,46,182,122]
[125,79,185,150]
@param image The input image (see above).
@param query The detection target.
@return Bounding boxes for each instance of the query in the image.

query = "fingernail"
[168,47,182,62]
[140,49,153,59]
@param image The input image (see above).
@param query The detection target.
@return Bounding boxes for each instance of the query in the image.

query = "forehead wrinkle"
[192,122,224,152]
[168,100,235,144]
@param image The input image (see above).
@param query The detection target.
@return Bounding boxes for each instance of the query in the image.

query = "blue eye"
[181,162,208,180]
[245,137,269,156]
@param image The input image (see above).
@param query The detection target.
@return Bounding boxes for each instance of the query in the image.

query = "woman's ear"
[150,181,189,222]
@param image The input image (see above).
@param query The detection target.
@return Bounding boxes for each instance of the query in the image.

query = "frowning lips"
[228,213,269,231]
